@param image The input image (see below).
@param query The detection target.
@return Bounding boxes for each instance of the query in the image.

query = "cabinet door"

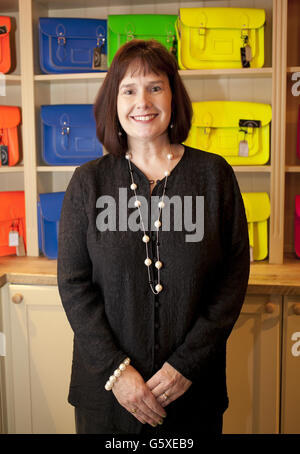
[281,296,300,434]
[4,284,75,434]
[223,294,281,434]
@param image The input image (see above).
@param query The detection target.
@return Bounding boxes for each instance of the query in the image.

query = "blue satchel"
[37,192,65,259]
[39,17,107,73]
[41,104,103,165]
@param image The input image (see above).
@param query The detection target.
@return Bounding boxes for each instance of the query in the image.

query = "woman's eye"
[152,86,162,92]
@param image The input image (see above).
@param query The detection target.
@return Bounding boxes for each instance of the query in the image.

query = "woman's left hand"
[146,362,192,407]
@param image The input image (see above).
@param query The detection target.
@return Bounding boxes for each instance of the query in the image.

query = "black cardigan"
[57,145,250,433]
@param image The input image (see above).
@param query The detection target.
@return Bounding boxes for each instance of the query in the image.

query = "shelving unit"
[0,0,295,264]
[285,0,300,256]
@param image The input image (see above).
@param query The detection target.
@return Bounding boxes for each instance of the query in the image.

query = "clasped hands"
[112,362,192,427]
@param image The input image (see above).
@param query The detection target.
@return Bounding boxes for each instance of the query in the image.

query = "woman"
[57,39,250,435]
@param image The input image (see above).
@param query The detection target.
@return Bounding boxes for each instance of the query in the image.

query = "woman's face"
[117,64,172,146]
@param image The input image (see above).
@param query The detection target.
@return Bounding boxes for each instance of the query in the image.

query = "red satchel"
[0,191,26,256]
[295,195,300,258]
[0,16,11,74]
[0,105,21,166]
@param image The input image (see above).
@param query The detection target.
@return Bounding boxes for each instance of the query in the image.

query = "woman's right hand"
[112,365,167,426]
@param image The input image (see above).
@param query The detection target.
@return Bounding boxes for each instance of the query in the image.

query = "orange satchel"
[0,105,21,166]
[0,16,11,73]
[0,191,26,256]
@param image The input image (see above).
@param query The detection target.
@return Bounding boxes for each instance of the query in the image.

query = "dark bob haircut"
[94,39,192,157]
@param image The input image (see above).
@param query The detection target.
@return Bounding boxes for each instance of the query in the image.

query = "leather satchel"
[185,101,272,165]
[295,195,300,258]
[37,192,65,259]
[107,14,177,66]
[39,18,107,73]
[0,105,21,167]
[40,104,102,165]
[176,7,265,69]
[0,191,26,256]
[0,16,11,73]
[242,192,270,261]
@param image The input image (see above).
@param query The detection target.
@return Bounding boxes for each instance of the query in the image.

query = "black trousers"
[74,406,223,435]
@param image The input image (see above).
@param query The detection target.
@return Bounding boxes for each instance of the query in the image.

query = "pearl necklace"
[125,146,174,295]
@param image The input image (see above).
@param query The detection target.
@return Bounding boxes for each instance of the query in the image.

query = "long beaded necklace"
[125,145,174,295]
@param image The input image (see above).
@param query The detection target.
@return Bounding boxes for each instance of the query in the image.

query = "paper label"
[9,230,19,247]
[0,73,5,97]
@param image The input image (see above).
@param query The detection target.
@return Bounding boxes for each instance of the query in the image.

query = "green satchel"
[107,14,178,66]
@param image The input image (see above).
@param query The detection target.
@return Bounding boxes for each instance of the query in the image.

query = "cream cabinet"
[0,283,75,434]
[0,283,286,434]
[223,294,281,434]
[281,296,300,434]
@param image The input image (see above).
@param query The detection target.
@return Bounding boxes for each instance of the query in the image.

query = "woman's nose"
[136,90,152,109]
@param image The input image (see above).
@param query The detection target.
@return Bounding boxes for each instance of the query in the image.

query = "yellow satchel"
[184,101,272,165]
[176,7,265,69]
[242,192,270,261]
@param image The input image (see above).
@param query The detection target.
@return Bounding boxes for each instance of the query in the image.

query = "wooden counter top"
[0,255,300,295]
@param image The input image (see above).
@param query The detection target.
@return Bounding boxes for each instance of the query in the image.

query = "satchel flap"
[0,16,11,35]
[296,195,300,219]
[108,14,177,36]
[0,106,21,128]
[179,8,265,30]
[242,192,270,223]
[0,191,25,222]
[39,17,107,39]
[191,101,272,128]
[38,192,65,222]
[41,104,96,128]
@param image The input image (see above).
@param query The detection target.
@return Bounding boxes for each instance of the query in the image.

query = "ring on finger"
[162,392,169,401]
[131,408,137,414]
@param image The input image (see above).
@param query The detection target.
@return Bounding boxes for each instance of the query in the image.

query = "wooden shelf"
[287,66,300,73]
[34,73,106,82]
[179,67,273,79]
[285,166,300,172]
[0,166,24,173]
[34,67,273,82]
[1,74,21,84]
[36,165,271,173]
[37,166,78,172]
[233,166,271,173]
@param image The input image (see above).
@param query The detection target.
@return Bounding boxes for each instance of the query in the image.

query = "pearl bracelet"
[105,357,131,391]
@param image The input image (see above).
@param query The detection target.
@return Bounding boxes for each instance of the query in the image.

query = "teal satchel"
[107,14,177,66]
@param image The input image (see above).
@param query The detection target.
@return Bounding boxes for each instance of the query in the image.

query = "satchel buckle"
[241,28,249,43]
[58,34,66,46]
[61,122,70,135]
[198,26,206,36]
[127,31,134,42]
[97,36,105,47]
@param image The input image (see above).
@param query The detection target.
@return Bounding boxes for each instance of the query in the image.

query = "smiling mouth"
[131,114,158,122]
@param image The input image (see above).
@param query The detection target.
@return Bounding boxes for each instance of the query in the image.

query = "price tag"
[9,230,19,247]
[239,140,249,157]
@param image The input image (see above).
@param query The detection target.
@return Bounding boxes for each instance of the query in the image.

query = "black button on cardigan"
[57,145,250,434]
